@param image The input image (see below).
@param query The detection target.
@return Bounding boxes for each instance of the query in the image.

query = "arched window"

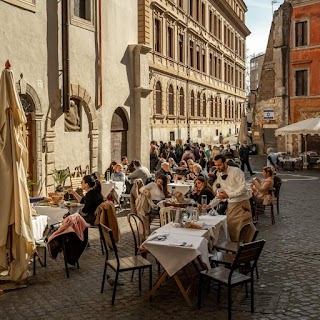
[231,101,234,119]
[191,90,195,116]
[202,94,206,117]
[168,84,174,115]
[214,96,218,117]
[224,99,228,118]
[155,81,162,114]
[210,96,214,118]
[219,97,222,118]
[197,92,201,116]
[228,100,231,118]
[179,88,185,116]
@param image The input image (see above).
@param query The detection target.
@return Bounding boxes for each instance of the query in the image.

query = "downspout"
[98,0,102,107]
[62,0,70,113]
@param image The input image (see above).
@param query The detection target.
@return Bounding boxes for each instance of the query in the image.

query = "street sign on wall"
[263,109,274,120]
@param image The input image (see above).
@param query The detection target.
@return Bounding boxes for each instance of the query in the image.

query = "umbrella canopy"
[275,117,320,136]
[237,114,249,144]
[0,61,35,282]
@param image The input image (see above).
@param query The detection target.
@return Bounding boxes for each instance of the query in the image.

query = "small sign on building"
[263,109,274,120]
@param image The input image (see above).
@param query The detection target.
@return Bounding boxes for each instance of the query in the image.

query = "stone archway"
[111,107,128,163]
[44,83,99,193]
[16,79,43,195]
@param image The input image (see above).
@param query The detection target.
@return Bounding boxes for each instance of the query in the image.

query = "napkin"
[147,233,170,242]
[168,241,193,247]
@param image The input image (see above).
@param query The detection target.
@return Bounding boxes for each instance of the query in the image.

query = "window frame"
[71,0,95,31]
[3,0,36,12]
[294,20,309,48]
[294,68,309,97]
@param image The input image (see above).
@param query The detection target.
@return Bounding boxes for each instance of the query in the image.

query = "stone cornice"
[214,0,250,37]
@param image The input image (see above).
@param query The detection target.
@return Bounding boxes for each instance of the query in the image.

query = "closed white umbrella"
[0,61,35,283]
[237,114,248,144]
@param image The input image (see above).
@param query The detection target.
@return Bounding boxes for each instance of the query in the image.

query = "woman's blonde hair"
[263,166,274,177]
[114,163,123,171]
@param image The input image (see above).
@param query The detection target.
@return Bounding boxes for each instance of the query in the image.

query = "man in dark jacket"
[239,141,255,176]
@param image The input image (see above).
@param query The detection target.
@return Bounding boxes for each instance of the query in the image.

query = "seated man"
[155,161,173,182]
[128,160,151,185]
[188,163,208,180]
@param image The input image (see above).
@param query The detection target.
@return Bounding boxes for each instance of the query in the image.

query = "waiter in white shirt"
[213,154,252,241]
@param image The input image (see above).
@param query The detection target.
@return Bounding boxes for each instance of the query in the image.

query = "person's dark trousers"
[241,158,254,175]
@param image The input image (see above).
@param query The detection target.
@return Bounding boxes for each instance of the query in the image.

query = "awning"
[275,117,320,136]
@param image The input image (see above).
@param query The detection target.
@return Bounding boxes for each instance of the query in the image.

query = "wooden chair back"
[239,222,258,244]
[231,240,265,276]
[127,213,146,256]
[159,207,175,226]
[99,223,119,263]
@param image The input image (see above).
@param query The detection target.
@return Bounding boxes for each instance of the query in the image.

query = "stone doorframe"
[16,81,43,195]
[44,83,99,193]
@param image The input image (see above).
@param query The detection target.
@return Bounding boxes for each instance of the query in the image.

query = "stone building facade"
[0,0,149,194]
[252,1,292,153]
[252,0,320,155]
[138,0,250,144]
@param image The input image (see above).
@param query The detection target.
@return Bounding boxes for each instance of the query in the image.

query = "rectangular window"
[215,129,219,136]
[196,0,200,21]
[209,11,213,33]
[178,33,184,63]
[178,0,183,9]
[198,130,202,138]
[196,46,200,70]
[202,49,206,73]
[213,14,217,37]
[74,0,91,21]
[209,53,213,76]
[295,70,308,96]
[154,18,161,53]
[167,27,174,58]
[170,131,175,141]
[190,40,194,67]
[295,21,308,47]
[202,2,205,27]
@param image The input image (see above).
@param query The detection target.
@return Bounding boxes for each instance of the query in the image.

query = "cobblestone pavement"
[1,156,320,320]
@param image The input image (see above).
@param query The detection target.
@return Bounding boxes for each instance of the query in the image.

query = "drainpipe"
[98,0,102,107]
[62,0,70,113]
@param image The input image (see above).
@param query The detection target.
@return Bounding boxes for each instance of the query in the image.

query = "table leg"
[144,270,168,303]
[173,274,193,307]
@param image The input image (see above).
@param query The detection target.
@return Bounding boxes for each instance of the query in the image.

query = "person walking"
[239,141,255,176]
[213,154,252,241]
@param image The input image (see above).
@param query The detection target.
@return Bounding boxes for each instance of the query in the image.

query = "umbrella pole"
[303,135,308,169]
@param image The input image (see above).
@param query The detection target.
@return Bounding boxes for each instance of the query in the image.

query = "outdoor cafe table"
[101,181,125,199]
[167,181,193,196]
[143,214,227,306]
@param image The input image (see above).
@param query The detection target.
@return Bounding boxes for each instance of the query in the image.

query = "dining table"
[143,213,227,306]
[167,181,194,196]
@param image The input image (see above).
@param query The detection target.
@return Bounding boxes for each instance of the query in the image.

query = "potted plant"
[52,168,69,193]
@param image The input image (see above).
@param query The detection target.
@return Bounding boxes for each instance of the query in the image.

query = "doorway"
[111,108,128,163]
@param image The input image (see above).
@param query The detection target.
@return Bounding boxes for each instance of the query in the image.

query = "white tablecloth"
[34,206,68,226]
[32,215,49,241]
[167,182,193,195]
[143,233,209,277]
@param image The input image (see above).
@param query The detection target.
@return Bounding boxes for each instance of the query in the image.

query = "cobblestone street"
[1,156,320,320]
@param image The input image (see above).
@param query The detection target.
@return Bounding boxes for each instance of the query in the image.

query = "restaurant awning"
[275,117,320,136]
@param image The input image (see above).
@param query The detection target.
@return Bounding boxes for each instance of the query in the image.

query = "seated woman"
[110,163,126,182]
[68,175,104,225]
[250,166,274,217]
[104,161,117,180]
[190,176,214,205]
[139,175,169,215]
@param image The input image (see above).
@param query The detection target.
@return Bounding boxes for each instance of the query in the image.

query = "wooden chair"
[99,223,152,305]
[159,206,175,226]
[198,240,266,320]
[213,222,258,254]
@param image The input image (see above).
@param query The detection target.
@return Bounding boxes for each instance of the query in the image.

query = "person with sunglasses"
[213,154,252,241]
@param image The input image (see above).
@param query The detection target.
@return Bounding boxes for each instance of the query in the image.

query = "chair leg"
[111,271,119,305]
[217,283,221,303]
[101,261,108,293]
[149,266,152,292]
[100,236,104,255]
[251,277,254,313]
[62,237,69,278]
[44,247,47,267]
[271,205,275,224]
[228,286,232,320]
[255,264,259,279]
[277,199,280,215]
[33,252,37,275]
[138,269,142,292]
[131,270,135,282]
[198,274,203,309]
